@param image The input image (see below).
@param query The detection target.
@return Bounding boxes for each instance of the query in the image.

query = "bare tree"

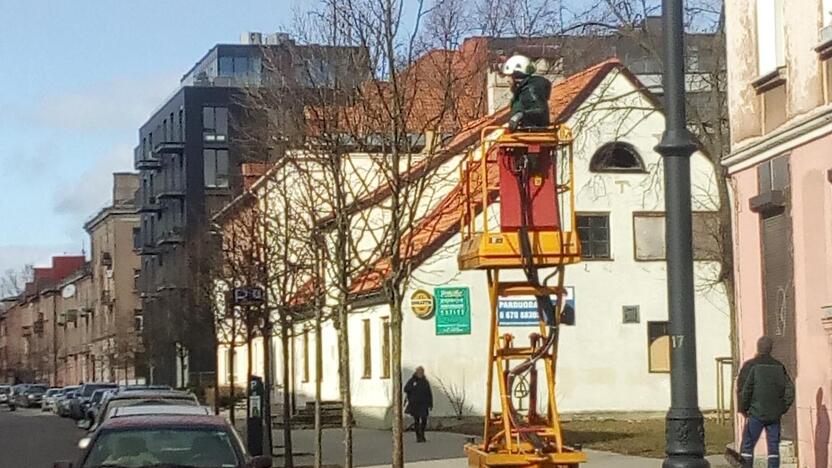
[0,265,33,298]
[435,376,470,419]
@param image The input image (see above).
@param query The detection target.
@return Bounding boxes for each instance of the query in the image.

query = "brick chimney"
[242,163,269,190]
[113,173,140,207]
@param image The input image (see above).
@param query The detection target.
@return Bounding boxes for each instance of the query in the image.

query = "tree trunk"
[247,330,254,432]
[390,298,404,468]
[314,304,324,468]
[229,315,236,425]
[262,320,274,456]
[281,320,294,468]
[336,301,354,468]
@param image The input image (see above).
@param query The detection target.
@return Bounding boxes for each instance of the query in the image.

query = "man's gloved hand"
[508,112,524,131]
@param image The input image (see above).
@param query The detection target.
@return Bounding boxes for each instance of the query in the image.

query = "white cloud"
[35,73,179,132]
[52,143,134,222]
[0,243,79,274]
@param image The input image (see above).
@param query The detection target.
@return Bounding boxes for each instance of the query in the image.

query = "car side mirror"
[53,462,73,468]
[250,455,272,468]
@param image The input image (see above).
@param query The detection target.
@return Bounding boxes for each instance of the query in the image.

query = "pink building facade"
[725,0,832,464]
[730,140,832,465]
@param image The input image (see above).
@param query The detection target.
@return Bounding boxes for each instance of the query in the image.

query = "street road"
[0,406,84,468]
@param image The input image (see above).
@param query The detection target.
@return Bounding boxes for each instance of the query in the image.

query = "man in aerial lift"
[502,54,552,131]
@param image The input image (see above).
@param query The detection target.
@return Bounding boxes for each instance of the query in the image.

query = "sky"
[0,1,311,274]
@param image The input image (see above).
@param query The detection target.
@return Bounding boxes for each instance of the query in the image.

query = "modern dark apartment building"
[135,33,364,387]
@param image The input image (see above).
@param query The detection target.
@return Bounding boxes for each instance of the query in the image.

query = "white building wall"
[216,69,732,426]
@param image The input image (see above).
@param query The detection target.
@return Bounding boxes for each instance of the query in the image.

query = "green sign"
[435,287,471,335]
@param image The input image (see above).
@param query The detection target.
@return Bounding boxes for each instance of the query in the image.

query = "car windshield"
[45,389,61,396]
[105,398,198,419]
[91,391,105,403]
[82,428,240,468]
[27,385,47,393]
[65,392,76,398]
[0,387,9,394]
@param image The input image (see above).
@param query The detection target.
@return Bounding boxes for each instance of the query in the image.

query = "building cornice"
[723,104,832,174]
[84,206,139,233]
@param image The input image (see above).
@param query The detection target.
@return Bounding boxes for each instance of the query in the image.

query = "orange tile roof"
[349,59,622,296]
[306,40,490,137]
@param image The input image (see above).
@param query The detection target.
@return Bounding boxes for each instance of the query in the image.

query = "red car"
[53,414,271,468]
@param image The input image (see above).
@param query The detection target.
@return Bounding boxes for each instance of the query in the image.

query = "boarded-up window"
[362,319,372,379]
[381,317,391,379]
[648,321,670,373]
[633,212,720,261]
[302,329,310,383]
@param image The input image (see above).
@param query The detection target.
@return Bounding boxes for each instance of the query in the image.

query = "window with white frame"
[756,0,785,76]
[824,0,832,27]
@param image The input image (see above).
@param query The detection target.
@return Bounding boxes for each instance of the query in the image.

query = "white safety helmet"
[502,54,534,78]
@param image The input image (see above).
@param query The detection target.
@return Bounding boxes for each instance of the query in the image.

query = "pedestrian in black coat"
[404,366,433,443]
[737,336,795,468]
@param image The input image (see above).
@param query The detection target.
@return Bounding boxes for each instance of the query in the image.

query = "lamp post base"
[662,456,711,468]
[663,408,710,468]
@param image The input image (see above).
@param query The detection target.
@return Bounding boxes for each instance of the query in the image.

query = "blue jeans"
[740,416,781,468]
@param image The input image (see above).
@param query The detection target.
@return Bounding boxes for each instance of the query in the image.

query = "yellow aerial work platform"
[458,125,586,468]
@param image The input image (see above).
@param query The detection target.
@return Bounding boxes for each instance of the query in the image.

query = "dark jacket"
[510,75,552,128]
[738,354,795,423]
[404,375,433,416]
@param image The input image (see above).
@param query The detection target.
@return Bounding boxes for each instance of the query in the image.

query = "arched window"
[589,142,646,173]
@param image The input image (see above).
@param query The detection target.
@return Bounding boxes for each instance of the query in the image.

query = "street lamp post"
[656,1,710,468]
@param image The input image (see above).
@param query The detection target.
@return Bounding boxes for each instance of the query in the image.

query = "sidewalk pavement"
[272,428,732,467]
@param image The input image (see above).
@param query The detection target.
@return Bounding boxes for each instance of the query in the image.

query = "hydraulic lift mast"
[457,123,586,468]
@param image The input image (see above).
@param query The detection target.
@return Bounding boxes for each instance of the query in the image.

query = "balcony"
[157,179,185,199]
[137,241,160,256]
[137,191,160,213]
[134,146,161,170]
[153,141,185,155]
[158,227,184,245]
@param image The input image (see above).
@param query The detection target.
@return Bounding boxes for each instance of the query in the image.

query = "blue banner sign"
[498,287,575,327]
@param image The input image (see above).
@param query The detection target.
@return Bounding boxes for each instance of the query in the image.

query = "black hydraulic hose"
[503,152,563,450]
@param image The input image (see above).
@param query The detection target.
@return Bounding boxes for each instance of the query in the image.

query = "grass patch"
[563,418,732,458]
[443,418,733,459]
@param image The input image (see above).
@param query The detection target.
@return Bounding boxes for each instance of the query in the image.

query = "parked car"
[82,389,108,422]
[57,387,80,417]
[71,382,117,420]
[117,384,172,393]
[41,388,62,412]
[7,384,28,410]
[0,385,10,405]
[91,389,199,431]
[12,384,47,408]
[53,414,271,468]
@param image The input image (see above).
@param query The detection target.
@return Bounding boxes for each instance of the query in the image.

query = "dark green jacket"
[738,354,795,423]
[510,75,552,128]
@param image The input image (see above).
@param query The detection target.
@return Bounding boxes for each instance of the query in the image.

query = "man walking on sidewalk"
[404,366,433,443]
[738,336,795,468]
